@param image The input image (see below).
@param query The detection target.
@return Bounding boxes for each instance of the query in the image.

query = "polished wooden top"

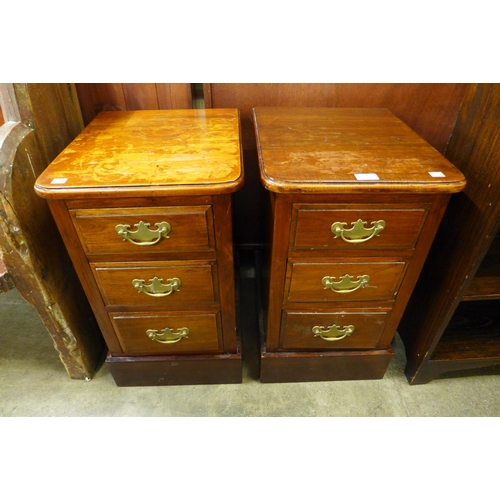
[253,107,466,194]
[35,109,243,199]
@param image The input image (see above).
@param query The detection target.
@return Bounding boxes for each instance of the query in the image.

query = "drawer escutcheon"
[331,219,386,244]
[147,327,189,344]
[312,324,354,342]
[115,221,171,246]
[132,276,182,297]
[322,274,370,293]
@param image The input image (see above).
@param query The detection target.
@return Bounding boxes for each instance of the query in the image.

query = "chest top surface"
[253,107,465,194]
[35,109,243,199]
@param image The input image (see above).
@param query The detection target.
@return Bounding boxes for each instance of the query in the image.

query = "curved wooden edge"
[258,175,467,195]
[1,120,32,294]
[33,172,245,200]
[0,121,31,175]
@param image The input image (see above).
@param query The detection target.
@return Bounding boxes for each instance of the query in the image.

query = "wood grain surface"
[253,107,466,194]
[35,109,243,198]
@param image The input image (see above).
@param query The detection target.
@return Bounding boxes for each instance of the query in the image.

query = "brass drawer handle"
[312,324,354,342]
[322,274,370,293]
[132,276,181,297]
[331,219,386,244]
[147,327,189,344]
[115,221,171,246]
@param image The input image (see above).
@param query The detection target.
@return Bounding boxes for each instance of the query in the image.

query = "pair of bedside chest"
[35,107,465,386]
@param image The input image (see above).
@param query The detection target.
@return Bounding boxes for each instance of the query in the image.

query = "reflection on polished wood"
[35,109,243,198]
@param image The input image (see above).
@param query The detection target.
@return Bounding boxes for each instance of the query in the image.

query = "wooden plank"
[88,83,127,115]
[57,83,85,139]
[75,83,128,125]
[74,84,96,125]
[0,83,21,122]
[169,83,192,108]
[156,84,174,109]
[122,83,159,110]
[0,84,106,379]
[14,84,84,166]
[157,83,192,109]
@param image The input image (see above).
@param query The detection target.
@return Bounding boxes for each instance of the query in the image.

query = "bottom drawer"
[110,312,222,355]
[280,309,390,350]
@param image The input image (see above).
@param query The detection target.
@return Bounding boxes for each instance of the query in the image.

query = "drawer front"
[110,311,222,355]
[286,261,406,302]
[280,310,390,350]
[71,206,214,255]
[92,261,216,306]
[292,205,426,250]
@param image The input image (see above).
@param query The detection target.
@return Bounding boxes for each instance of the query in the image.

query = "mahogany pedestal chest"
[35,109,244,386]
[253,107,466,383]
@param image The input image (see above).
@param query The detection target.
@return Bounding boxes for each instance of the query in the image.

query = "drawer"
[286,260,407,302]
[280,310,390,350]
[91,261,217,306]
[110,311,222,355]
[291,205,426,250]
[70,206,214,255]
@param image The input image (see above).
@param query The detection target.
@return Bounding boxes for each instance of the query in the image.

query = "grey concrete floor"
[2,256,500,418]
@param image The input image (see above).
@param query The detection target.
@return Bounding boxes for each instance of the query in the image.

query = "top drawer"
[291,205,427,250]
[70,206,214,255]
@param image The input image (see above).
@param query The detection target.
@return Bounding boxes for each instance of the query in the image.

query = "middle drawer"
[286,260,407,302]
[91,261,217,306]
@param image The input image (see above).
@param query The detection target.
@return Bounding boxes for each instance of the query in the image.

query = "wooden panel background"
[204,84,468,153]
[75,83,193,125]
[74,83,469,246]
